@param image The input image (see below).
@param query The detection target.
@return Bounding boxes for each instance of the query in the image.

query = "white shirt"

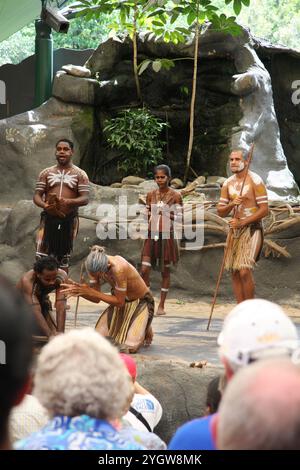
[9,394,49,443]
[124,393,163,433]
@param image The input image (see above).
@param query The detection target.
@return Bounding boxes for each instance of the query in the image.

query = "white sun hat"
[218,299,299,368]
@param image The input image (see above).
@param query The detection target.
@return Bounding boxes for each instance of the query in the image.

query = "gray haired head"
[86,245,109,273]
[232,148,248,161]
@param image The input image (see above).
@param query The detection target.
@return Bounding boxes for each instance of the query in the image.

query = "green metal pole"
[34,19,53,107]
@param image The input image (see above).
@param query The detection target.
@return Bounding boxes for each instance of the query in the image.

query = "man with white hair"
[61,245,154,353]
[16,329,144,450]
[168,299,299,450]
[216,359,300,449]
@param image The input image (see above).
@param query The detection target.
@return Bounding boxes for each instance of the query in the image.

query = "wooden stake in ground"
[207,144,254,330]
[74,262,85,328]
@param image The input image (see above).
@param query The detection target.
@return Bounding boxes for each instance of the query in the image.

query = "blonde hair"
[33,328,133,420]
[86,245,109,273]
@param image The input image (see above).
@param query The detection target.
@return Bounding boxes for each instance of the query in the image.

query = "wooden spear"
[74,262,85,328]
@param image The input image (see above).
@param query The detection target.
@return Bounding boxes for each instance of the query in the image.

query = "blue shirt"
[16,415,144,450]
[168,414,216,450]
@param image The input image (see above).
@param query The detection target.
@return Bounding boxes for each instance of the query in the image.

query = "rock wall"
[0,26,299,203]
[0,48,94,120]
[135,358,223,443]
[0,98,94,203]
[256,38,300,188]
[1,190,300,305]
[54,26,299,199]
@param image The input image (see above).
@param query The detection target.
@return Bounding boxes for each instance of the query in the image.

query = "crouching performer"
[16,256,67,338]
[61,246,154,353]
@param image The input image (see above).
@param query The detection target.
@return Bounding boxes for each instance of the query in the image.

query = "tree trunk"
[133,4,142,102]
[184,5,199,184]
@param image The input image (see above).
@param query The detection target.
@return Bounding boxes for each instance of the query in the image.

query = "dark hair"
[0,276,33,438]
[154,164,172,179]
[33,256,59,274]
[206,376,222,414]
[55,138,74,150]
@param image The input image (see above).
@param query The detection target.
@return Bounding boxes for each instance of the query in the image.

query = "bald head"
[217,359,300,450]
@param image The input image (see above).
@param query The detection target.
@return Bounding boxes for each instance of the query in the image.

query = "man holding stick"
[61,245,154,353]
[33,139,89,271]
[217,149,268,303]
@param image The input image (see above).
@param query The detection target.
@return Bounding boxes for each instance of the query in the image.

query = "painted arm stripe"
[115,286,127,292]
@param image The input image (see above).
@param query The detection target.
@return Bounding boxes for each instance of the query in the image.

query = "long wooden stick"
[207,144,255,330]
[74,262,85,328]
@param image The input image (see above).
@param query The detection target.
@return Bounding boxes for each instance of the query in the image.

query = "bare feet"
[144,327,153,346]
[156,306,166,316]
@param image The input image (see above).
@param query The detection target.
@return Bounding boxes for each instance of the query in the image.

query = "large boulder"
[0,98,94,203]
[52,71,100,105]
[1,26,299,201]
[81,26,299,199]
[135,357,222,443]
[255,39,300,188]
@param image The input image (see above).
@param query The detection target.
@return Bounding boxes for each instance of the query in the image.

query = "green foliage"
[103,108,168,174]
[213,0,300,50]
[74,0,150,37]
[52,16,112,49]
[1,0,300,68]
[0,25,35,66]
[138,57,177,74]
[0,16,112,66]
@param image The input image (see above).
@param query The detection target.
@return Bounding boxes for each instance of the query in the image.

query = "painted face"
[37,269,58,287]
[230,151,246,173]
[155,170,169,188]
[55,141,73,166]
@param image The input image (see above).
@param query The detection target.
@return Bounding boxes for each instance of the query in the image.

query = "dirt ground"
[62,292,300,365]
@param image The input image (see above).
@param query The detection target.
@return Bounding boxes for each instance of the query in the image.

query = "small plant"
[103,108,169,175]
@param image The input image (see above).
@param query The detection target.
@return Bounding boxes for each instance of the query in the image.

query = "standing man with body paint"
[33,139,90,271]
[217,149,268,303]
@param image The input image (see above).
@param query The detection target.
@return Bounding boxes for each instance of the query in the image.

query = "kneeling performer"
[62,246,154,353]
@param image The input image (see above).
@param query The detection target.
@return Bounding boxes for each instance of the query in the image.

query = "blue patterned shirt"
[15,415,144,450]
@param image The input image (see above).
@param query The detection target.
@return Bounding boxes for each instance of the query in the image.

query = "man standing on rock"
[217,149,268,303]
[33,139,89,271]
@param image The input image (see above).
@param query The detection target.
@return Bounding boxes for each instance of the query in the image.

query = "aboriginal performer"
[217,149,268,303]
[33,139,89,271]
[140,165,183,315]
[61,245,154,354]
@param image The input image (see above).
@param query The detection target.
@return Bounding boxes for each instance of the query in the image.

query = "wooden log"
[265,216,300,235]
[263,239,291,258]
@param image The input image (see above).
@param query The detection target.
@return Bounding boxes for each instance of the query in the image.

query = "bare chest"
[45,170,79,191]
[228,179,255,205]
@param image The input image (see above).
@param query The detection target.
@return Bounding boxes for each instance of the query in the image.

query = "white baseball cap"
[218,299,299,367]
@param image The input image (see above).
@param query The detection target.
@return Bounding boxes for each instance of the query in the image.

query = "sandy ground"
[60,293,300,365]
